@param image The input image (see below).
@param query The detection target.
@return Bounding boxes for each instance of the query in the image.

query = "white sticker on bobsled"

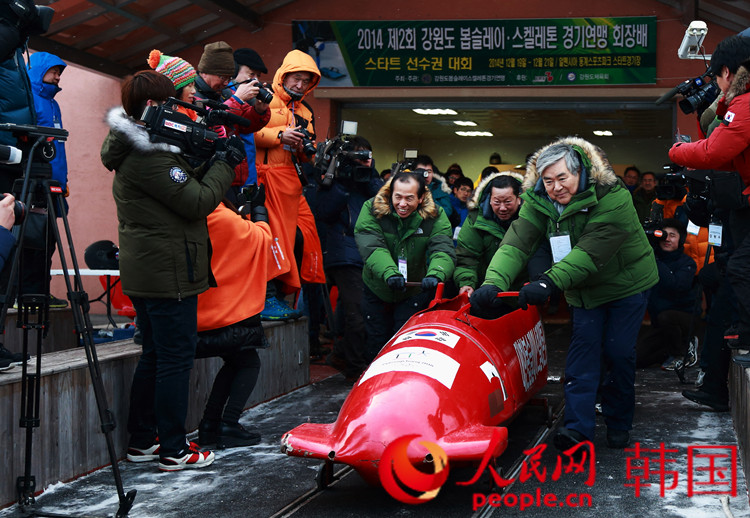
[358,347,460,389]
[480,361,506,399]
[513,320,547,391]
[392,328,460,348]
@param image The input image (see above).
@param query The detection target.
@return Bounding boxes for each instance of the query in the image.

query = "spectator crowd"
[3,28,750,475]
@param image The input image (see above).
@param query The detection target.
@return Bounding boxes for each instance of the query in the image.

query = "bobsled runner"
[280,289,548,486]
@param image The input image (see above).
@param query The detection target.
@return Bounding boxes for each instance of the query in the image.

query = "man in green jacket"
[454,172,524,296]
[355,169,455,362]
[471,137,658,451]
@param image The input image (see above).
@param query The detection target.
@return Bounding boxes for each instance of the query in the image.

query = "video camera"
[0,122,66,167]
[655,73,720,115]
[0,0,54,61]
[314,121,373,188]
[140,97,251,161]
[389,149,420,176]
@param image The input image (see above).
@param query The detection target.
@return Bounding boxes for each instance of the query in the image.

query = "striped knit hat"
[147,49,196,90]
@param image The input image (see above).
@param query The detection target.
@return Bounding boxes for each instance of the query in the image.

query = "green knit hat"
[147,49,196,90]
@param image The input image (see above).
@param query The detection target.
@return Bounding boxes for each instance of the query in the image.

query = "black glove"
[386,275,406,291]
[470,284,502,312]
[518,274,555,310]
[421,276,439,291]
[239,183,268,223]
[211,135,246,169]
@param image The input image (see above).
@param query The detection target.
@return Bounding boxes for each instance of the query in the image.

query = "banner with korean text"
[292,17,656,88]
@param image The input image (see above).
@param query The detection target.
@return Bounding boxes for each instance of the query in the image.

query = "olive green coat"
[354,180,455,303]
[484,137,658,309]
[100,108,234,299]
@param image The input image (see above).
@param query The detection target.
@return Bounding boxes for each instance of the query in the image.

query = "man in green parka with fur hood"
[355,169,455,362]
[454,171,524,295]
[471,137,657,452]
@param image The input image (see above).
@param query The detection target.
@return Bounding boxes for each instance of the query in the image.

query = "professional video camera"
[389,149,420,176]
[140,97,251,161]
[0,0,54,61]
[314,121,373,188]
[655,73,720,115]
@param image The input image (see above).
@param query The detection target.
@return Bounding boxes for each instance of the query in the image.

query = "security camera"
[678,21,709,60]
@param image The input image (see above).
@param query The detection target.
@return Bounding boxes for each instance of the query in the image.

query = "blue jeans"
[127,296,198,457]
[565,291,648,439]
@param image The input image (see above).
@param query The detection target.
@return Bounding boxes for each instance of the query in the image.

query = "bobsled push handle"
[455,291,520,318]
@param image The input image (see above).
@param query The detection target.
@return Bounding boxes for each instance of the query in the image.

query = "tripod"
[0,124,135,517]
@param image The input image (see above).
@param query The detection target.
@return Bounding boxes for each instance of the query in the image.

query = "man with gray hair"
[472,137,657,451]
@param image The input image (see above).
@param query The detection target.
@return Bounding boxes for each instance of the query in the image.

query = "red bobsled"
[280,291,548,486]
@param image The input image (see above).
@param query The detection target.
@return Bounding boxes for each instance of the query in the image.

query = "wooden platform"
[1,307,78,354]
[0,318,309,507]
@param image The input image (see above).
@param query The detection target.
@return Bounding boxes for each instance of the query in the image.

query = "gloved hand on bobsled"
[421,276,439,291]
[518,274,555,310]
[386,274,406,291]
[469,284,506,319]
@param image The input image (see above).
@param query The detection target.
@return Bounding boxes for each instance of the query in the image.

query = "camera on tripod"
[140,97,252,161]
[314,121,373,188]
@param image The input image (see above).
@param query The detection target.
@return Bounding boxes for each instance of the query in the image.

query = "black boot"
[216,422,261,449]
[198,418,220,447]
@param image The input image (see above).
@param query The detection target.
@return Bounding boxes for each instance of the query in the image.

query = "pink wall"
[37,0,737,313]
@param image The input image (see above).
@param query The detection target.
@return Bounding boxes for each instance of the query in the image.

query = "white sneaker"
[159,443,214,472]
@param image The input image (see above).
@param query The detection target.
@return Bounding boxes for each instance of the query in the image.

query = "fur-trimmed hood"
[725,63,750,104]
[431,173,452,194]
[468,170,524,210]
[101,107,182,172]
[371,177,439,220]
[522,136,618,194]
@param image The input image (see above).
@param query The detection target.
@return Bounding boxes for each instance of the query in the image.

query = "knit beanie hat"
[147,50,195,90]
[233,48,267,74]
[198,41,235,76]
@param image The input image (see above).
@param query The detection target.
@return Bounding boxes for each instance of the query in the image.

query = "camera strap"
[290,153,307,187]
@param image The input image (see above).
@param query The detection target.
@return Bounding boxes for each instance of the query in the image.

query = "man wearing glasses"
[193,41,270,200]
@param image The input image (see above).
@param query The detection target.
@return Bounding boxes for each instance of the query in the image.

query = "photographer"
[254,50,326,320]
[354,170,455,363]
[636,219,699,370]
[232,47,267,187]
[193,41,270,197]
[102,70,239,471]
[195,189,272,449]
[315,136,383,379]
[0,193,16,371]
[669,34,750,354]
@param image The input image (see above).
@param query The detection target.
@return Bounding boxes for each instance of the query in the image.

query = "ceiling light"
[413,108,458,115]
[455,131,494,137]
[453,120,477,126]
[593,130,613,137]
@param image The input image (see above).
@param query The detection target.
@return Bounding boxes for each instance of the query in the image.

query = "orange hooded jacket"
[253,50,325,290]
[197,203,274,332]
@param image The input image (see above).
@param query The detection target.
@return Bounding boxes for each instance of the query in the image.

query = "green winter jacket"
[454,172,521,290]
[100,108,234,299]
[484,137,658,309]
[355,180,456,303]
